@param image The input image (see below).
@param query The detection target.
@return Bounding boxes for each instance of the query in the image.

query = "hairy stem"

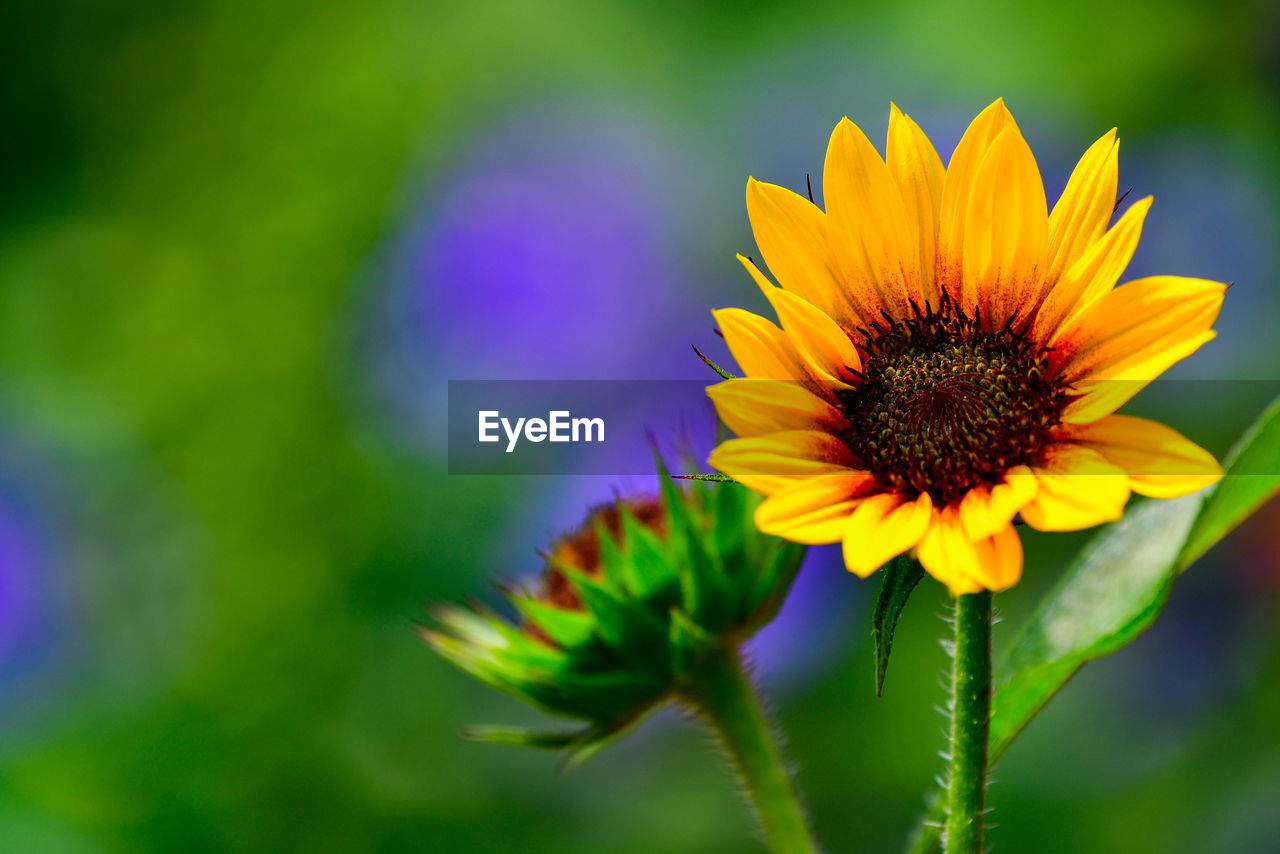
[683,645,818,854]
[946,591,992,854]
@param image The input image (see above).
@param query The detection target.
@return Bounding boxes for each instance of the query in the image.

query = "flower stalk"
[945,591,992,854]
[682,645,818,854]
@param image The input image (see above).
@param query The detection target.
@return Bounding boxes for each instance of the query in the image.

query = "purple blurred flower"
[0,484,60,702]
[415,146,677,380]
[372,101,714,452]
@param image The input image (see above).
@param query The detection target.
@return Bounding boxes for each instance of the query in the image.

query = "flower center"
[838,303,1066,506]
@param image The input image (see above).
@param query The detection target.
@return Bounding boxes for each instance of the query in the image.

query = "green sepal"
[514,670,661,722]
[655,452,689,524]
[711,480,748,577]
[427,603,511,647]
[558,711,655,771]
[509,595,596,649]
[668,607,715,678]
[870,555,925,697]
[427,629,585,719]
[692,343,736,379]
[677,519,733,633]
[427,605,565,669]
[561,564,670,677]
[655,455,734,632]
[467,711,659,773]
[747,541,807,629]
[617,506,679,599]
[422,627,505,685]
[592,512,635,594]
[461,724,592,750]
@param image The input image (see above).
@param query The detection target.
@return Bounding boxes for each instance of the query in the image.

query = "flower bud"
[424,461,805,762]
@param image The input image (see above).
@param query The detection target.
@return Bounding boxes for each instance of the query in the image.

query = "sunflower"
[706,99,1225,595]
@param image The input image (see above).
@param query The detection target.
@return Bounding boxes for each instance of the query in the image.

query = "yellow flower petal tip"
[709,102,1226,595]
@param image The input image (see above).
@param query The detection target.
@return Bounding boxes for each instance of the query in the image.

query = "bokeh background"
[2,0,1280,851]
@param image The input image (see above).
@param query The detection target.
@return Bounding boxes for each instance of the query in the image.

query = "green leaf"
[991,494,1201,754]
[1179,395,1280,566]
[994,396,1280,757]
[871,556,926,698]
[905,396,1280,854]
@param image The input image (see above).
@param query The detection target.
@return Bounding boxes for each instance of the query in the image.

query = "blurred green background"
[2,0,1279,851]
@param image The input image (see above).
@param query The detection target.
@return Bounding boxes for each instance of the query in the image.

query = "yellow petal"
[754,473,880,544]
[1054,276,1225,383]
[764,287,861,383]
[737,252,778,298]
[1045,129,1119,287]
[1020,445,1131,531]
[957,466,1039,540]
[1052,275,1225,422]
[961,125,1048,327]
[973,524,1024,591]
[917,510,1021,594]
[712,307,801,381]
[1062,331,1218,424]
[1057,415,1223,498]
[709,431,860,494]
[823,117,923,321]
[1034,196,1152,342]
[1070,203,1152,310]
[745,178,853,321]
[937,98,1016,297]
[841,491,933,577]
[887,103,945,307]
[707,379,844,438]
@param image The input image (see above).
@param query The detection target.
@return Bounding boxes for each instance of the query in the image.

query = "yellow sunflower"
[707,99,1226,596]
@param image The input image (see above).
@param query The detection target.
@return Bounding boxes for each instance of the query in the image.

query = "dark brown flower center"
[838,302,1066,506]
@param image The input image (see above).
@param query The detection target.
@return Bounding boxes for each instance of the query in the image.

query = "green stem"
[946,591,992,854]
[683,645,818,854]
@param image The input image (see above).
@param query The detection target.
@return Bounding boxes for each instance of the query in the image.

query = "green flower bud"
[424,461,805,764]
